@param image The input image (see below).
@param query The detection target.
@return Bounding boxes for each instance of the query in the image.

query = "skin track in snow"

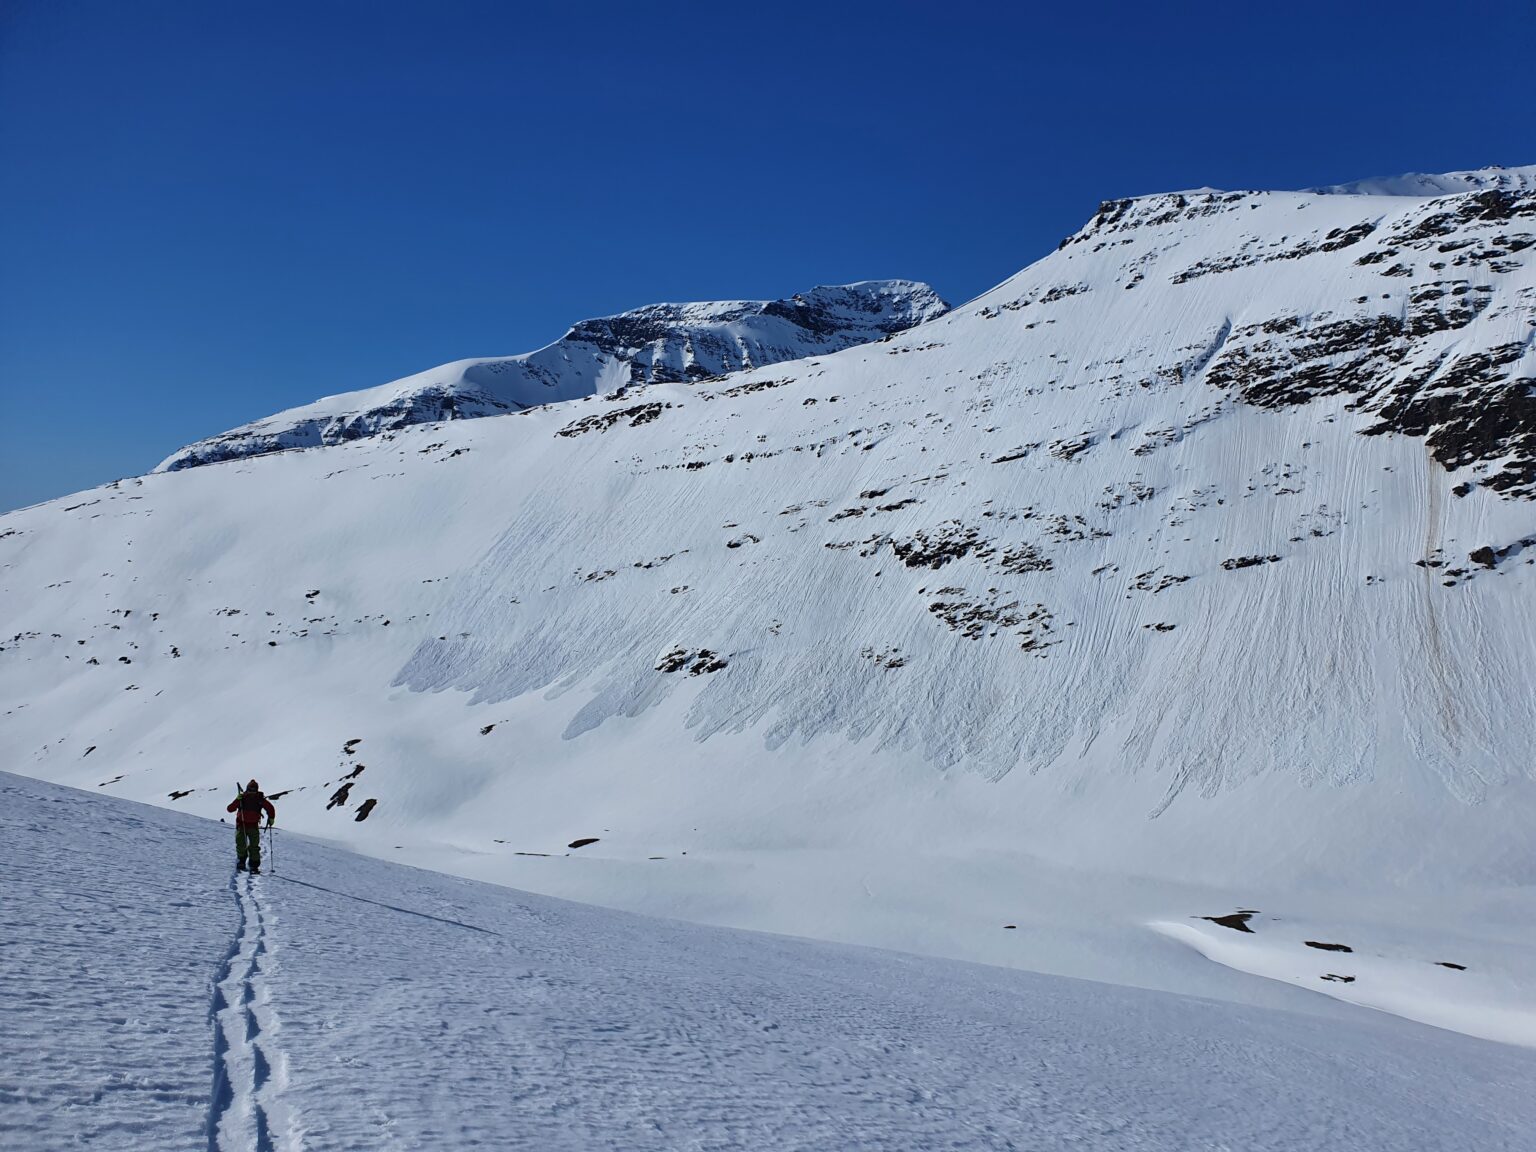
[207,872,299,1151]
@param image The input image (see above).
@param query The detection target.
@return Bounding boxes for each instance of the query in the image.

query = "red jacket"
[228,790,276,827]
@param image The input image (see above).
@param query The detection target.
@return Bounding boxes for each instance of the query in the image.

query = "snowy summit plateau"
[4,164,1536,1149]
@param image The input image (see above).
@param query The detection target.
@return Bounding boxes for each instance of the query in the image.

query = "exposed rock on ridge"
[158,280,948,471]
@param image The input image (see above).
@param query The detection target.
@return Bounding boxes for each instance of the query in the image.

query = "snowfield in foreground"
[4,772,1536,1152]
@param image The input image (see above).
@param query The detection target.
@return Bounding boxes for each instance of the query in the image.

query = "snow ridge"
[158,279,947,472]
[1306,164,1536,197]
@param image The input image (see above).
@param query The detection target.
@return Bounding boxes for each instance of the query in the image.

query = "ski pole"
[268,824,277,874]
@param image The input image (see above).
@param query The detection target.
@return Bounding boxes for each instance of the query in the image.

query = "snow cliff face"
[156,280,949,471]
[4,167,1536,990]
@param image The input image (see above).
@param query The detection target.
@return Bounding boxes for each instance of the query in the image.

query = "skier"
[227,780,276,874]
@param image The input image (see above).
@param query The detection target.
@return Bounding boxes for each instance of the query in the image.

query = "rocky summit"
[156,280,948,471]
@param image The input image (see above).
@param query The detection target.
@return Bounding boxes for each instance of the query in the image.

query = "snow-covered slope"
[7,771,1536,1152]
[4,167,1536,1050]
[157,280,948,471]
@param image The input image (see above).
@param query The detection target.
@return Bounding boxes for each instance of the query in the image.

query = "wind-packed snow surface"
[5,166,1536,1052]
[156,280,948,470]
[6,771,1536,1152]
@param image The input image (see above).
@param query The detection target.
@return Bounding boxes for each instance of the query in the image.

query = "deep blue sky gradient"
[2,0,1533,509]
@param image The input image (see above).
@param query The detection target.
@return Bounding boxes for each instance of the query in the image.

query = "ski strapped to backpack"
[234,781,268,820]
[232,780,277,875]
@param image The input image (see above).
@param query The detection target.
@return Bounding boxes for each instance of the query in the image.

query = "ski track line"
[207,872,303,1152]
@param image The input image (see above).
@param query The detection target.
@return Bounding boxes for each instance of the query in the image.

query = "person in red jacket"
[227,780,276,874]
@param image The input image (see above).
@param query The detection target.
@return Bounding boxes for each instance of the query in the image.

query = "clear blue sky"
[2,0,1532,510]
